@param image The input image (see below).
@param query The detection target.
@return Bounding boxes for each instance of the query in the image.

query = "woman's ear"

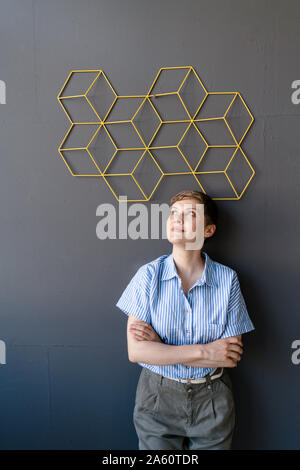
[204,224,216,239]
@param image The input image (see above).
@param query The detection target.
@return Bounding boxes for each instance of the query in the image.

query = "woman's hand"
[129,319,163,343]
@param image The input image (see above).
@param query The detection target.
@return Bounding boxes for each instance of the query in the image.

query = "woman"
[116,189,255,450]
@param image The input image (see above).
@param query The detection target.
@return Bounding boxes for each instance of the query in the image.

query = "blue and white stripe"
[116,251,255,379]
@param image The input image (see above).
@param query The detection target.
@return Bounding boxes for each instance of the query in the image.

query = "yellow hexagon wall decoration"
[57,66,255,201]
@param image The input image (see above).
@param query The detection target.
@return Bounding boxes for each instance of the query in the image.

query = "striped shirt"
[116,250,255,379]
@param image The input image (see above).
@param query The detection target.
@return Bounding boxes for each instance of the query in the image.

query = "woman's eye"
[170,210,195,216]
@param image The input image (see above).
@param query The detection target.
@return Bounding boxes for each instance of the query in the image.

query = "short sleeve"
[222,271,255,337]
[115,265,151,323]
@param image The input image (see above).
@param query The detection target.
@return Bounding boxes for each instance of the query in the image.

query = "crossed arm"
[127,315,243,368]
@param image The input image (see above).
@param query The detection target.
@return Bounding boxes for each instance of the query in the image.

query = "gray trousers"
[133,367,235,450]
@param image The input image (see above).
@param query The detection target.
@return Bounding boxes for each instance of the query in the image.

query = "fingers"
[129,324,151,341]
[131,319,149,327]
[228,344,243,355]
[227,351,242,362]
[227,336,243,347]
[130,321,152,333]
[130,328,149,340]
[129,326,150,338]
[226,359,238,368]
[130,325,148,335]
[225,339,243,363]
[130,322,158,341]
[132,332,146,341]
[130,323,148,332]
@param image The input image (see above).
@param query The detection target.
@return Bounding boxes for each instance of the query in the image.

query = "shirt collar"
[161,251,217,287]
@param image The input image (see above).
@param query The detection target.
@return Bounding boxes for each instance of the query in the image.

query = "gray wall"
[0,0,299,450]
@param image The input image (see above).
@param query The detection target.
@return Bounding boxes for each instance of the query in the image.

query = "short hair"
[170,190,218,242]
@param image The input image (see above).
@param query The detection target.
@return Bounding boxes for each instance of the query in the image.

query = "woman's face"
[166,198,205,249]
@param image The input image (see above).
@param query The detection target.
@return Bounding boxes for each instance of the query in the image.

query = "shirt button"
[186,330,190,334]
[187,366,190,369]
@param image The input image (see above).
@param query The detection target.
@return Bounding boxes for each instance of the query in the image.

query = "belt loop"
[160,375,163,386]
[205,373,212,390]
